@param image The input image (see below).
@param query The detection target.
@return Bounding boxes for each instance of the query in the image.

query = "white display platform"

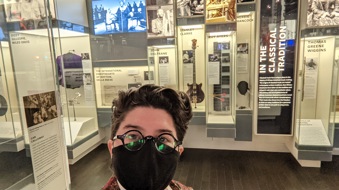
[207,115,234,124]
[299,119,331,146]
[0,122,22,139]
[63,117,96,146]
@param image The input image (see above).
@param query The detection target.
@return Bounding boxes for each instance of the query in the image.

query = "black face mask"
[111,141,179,190]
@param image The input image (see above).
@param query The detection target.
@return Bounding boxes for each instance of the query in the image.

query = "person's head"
[108,84,192,190]
[157,9,164,18]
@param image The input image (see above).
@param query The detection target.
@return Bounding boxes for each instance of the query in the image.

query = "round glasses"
[113,130,182,154]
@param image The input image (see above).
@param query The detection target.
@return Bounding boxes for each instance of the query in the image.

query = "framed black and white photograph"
[237,43,248,54]
[183,50,194,63]
[221,53,230,63]
[176,0,204,17]
[4,0,47,22]
[205,0,236,23]
[91,0,147,35]
[307,0,339,27]
[144,71,154,80]
[147,5,174,38]
[159,56,169,64]
[208,54,220,62]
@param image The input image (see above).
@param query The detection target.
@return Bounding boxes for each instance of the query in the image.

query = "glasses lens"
[123,131,144,151]
[156,134,177,154]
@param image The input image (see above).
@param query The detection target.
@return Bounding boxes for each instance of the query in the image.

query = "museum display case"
[0,41,24,152]
[205,30,235,121]
[147,45,178,89]
[177,24,206,111]
[294,28,339,160]
[5,19,101,163]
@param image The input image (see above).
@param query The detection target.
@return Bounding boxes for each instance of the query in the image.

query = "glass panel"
[205,30,236,124]
[296,34,336,147]
[177,24,206,111]
[147,46,178,89]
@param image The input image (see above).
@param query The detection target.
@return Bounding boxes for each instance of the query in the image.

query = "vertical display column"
[257,0,298,135]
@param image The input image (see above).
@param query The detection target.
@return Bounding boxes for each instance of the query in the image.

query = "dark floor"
[70,144,339,190]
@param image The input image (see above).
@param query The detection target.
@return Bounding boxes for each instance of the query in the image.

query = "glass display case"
[294,28,339,160]
[205,30,236,125]
[0,41,24,152]
[147,45,178,90]
[7,23,101,163]
[177,24,206,111]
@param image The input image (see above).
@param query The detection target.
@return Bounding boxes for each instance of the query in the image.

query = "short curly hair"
[111,84,192,141]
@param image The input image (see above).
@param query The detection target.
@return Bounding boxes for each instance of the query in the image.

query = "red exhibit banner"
[257,0,298,135]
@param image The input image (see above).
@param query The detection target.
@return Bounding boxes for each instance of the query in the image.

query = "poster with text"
[23,91,67,190]
[257,0,298,135]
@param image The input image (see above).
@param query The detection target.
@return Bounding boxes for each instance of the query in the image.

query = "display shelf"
[207,115,234,124]
[0,122,22,139]
[298,119,331,146]
[63,117,96,146]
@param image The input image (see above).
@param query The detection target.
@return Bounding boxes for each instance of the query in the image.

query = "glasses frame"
[113,129,182,154]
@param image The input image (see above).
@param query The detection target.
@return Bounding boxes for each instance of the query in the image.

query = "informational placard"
[94,66,151,107]
[23,91,67,190]
[257,0,298,135]
[208,61,220,84]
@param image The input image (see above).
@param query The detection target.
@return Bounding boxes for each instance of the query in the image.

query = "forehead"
[118,107,176,136]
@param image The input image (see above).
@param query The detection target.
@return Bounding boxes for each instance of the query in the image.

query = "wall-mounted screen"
[91,0,147,35]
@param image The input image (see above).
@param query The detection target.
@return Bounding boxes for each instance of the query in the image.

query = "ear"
[107,140,113,158]
[178,146,184,155]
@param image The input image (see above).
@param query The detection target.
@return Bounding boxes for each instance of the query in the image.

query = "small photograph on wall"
[159,56,169,64]
[23,91,58,128]
[183,50,194,63]
[307,0,339,27]
[81,53,90,60]
[147,5,174,38]
[221,53,230,63]
[205,0,236,24]
[144,71,154,80]
[237,43,248,54]
[208,54,220,62]
[4,0,47,22]
[305,57,318,70]
[214,42,230,53]
[176,0,205,18]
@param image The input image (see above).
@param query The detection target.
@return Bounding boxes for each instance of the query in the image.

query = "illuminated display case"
[177,24,206,112]
[294,28,339,161]
[205,28,236,138]
[147,45,178,90]
[8,24,101,164]
[0,41,24,152]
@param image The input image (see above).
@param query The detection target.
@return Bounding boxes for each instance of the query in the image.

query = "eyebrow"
[123,125,175,134]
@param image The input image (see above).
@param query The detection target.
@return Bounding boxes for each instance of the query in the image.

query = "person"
[103,84,193,190]
[117,0,131,32]
[177,0,191,17]
[151,8,166,35]
[311,0,337,20]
